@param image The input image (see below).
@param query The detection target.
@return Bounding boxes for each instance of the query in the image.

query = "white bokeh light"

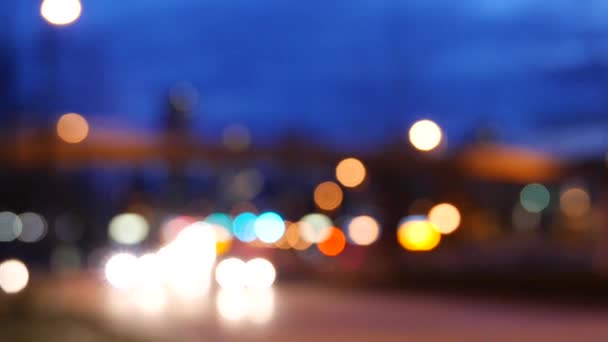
[215,258,247,290]
[18,212,47,243]
[108,213,149,245]
[104,253,138,290]
[244,258,276,289]
[0,259,29,294]
[40,0,82,26]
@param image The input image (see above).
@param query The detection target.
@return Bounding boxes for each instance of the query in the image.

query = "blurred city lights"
[285,222,312,250]
[313,181,344,211]
[131,285,167,315]
[40,0,82,26]
[216,289,248,321]
[520,183,550,213]
[18,212,47,243]
[299,213,333,243]
[56,113,89,144]
[135,253,163,286]
[233,212,258,242]
[205,213,233,231]
[0,259,29,294]
[254,212,286,243]
[161,222,216,298]
[104,253,138,290]
[223,124,251,152]
[215,258,247,290]
[244,258,276,289]
[0,211,22,242]
[317,227,346,256]
[347,215,380,246]
[214,225,234,255]
[335,158,366,188]
[397,217,441,252]
[108,213,149,245]
[206,213,234,255]
[216,288,275,324]
[408,119,442,151]
[560,187,591,218]
[161,215,196,243]
[428,203,461,234]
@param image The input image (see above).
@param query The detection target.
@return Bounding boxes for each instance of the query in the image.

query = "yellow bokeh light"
[560,187,591,218]
[57,113,89,143]
[347,215,380,246]
[0,259,29,294]
[428,203,461,234]
[40,0,82,26]
[336,158,366,188]
[397,219,441,252]
[408,119,442,151]
[213,225,233,255]
[313,181,344,211]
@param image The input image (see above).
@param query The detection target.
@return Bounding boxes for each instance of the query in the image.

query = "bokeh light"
[299,213,333,243]
[560,187,591,218]
[56,113,89,143]
[335,158,366,188]
[428,203,461,234]
[108,213,149,245]
[313,181,344,211]
[160,215,196,243]
[216,288,274,324]
[104,253,138,290]
[215,258,247,290]
[135,253,163,287]
[40,0,82,26]
[254,212,286,243]
[520,183,550,213]
[244,258,276,289]
[317,227,346,256]
[397,217,441,252]
[0,259,29,294]
[0,211,22,242]
[408,119,442,151]
[18,212,47,243]
[160,222,216,298]
[233,212,257,242]
[347,215,380,246]
[223,124,251,152]
[205,213,234,255]
[285,222,312,250]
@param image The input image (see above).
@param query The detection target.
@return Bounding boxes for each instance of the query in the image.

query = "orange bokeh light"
[313,181,344,211]
[335,158,366,188]
[57,113,89,144]
[317,227,346,257]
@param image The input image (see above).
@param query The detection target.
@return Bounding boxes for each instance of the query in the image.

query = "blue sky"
[6,1,608,154]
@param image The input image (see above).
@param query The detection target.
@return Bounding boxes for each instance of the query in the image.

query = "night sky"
[5,1,608,155]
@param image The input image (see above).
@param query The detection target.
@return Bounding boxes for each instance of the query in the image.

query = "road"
[1,275,608,341]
